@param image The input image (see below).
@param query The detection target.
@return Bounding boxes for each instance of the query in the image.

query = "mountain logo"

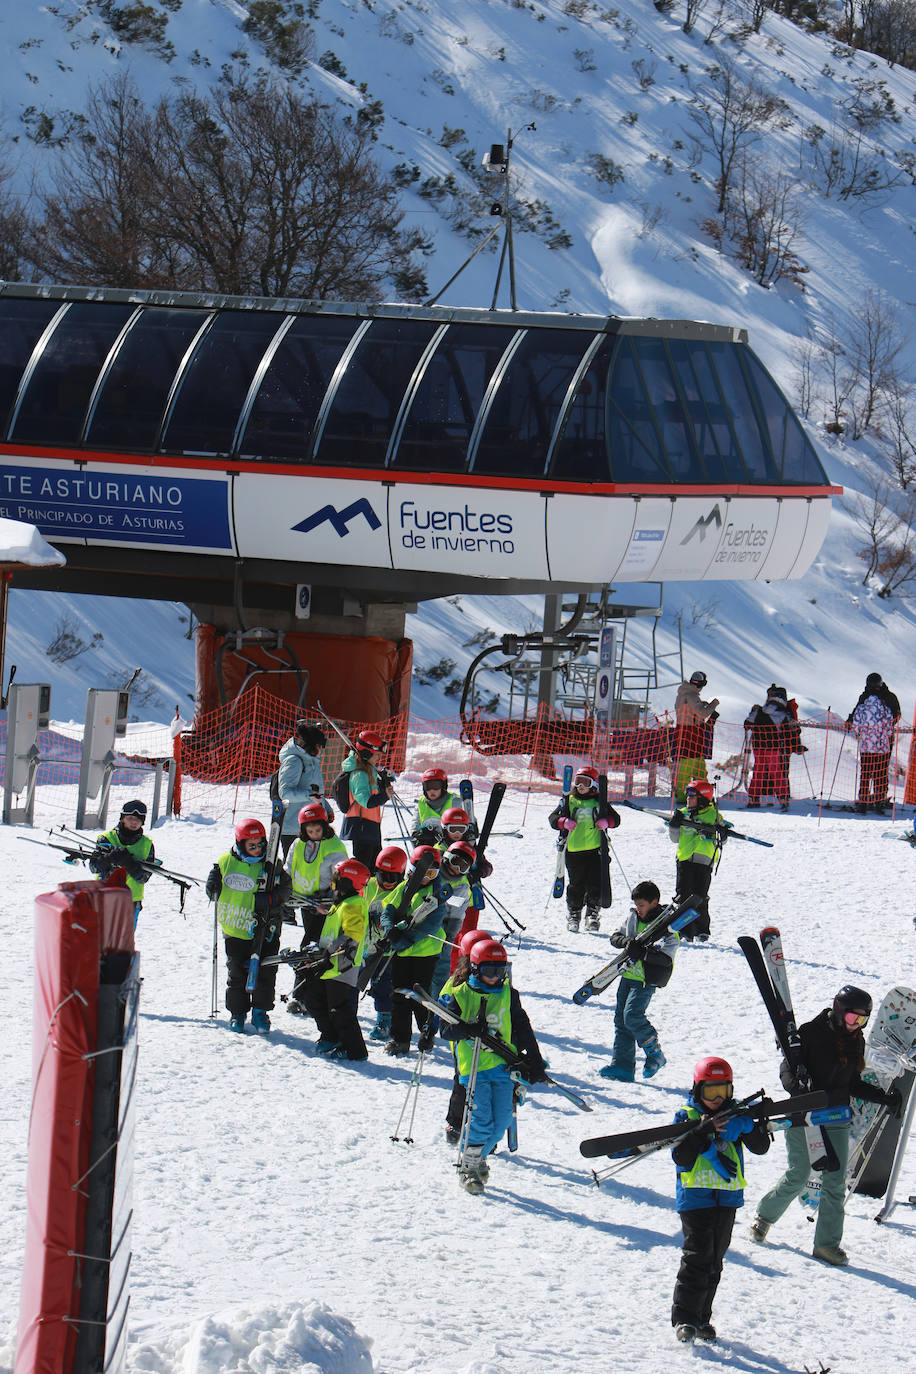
[292,499,382,538]
[681,504,723,546]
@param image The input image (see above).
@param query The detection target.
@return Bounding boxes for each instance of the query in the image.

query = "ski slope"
[1,784,914,1373]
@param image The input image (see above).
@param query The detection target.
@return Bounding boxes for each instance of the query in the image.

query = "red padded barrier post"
[15,880,134,1374]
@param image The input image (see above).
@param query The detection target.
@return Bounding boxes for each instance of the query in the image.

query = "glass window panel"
[606,339,671,482]
[161,311,285,456]
[550,335,614,482]
[240,315,358,462]
[474,329,591,476]
[0,298,61,438]
[630,337,706,482]
[86,307,209,451]
[392,323,517,472]
[316,318,438,467]
[667,340,742,484]
[742,348,828,484]
[706,342,775,482]
[11,302,134,446]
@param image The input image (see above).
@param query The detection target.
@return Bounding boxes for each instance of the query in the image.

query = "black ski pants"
[299,976,367,1060]
[671,1205,736,1328]
[565,848,604,915]
[675,860,713,938]
[224,930,280,1018]
[388,952,439,1046]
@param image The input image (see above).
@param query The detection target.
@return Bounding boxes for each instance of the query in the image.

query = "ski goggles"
[121,800,147,818]
[474,962,508,986]
[444,852,473,874]
[444,823,469,837]
[843,1010,869,1028]
[697,1081,733,1103]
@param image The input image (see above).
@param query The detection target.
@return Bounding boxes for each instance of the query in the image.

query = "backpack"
[331,769,352,812]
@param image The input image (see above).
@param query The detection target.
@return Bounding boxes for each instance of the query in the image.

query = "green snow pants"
[755,1123,850,1249]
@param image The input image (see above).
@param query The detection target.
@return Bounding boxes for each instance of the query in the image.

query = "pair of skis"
[738,927,839,1171]
[403,984,592,1112]
[571,894,700,1005]
[623,798,773,848]
[458,778,506,909]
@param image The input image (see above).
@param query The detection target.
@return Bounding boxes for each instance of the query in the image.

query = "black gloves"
[519,1056,549,1084]
[686,1122,714,1153]
[668,812,683,829]
[448,1019,482,1041]
[254,889,281,917]
[205,865,222,900]
[609,931,627,949]
[624,939,644,962]
[885,1086,903,1119]
[417,1019,437,1053]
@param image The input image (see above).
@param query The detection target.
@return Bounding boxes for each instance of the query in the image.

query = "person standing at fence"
[277,722,328,858]
[847,674,901,814]
[674,672,719,805]
[89,799,155,929]
[743,686,796,811]
[340,728,394,868]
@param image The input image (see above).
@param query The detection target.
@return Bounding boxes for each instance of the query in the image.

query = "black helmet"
[831,985,872,1030]
[688,670,707,688]
[121,799,147,819]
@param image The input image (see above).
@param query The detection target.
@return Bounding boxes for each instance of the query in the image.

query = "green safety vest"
[450,979,514,1076]
[214,851,262,939]
[416,792,459,824]
[287,834,347,898]
[382,880,445,958]
[678,1104,747,1192]
[675,802,722,864]
[97,828,153,902]
[318,894,368,981]
[565,793,602,853]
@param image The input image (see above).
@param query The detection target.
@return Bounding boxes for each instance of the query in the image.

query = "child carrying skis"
[410,767,460,843]
[667,779,730,941]
[284,801,347,952]
[439,938,548,1194]
[548,765,619,933]
[363,844,408,1042]
[293,856,371,1062]
[671,1056,770,1345]
[89,798,155,929]
[598,880,678,1083]
[205,818,292,1034]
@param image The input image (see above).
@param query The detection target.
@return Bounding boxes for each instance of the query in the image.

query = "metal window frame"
[466,330,527,472]
[543,331,607,478]
[231,313,297,457]
[8,302,72,438]
[80,306,145,446]
[384,322,450,468]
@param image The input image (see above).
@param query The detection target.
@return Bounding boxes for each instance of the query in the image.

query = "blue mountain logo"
[680,504,723,546]
[292,499,382,538]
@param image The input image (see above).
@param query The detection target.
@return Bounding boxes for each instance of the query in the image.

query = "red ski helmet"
[686,778,715,803]
[574,766,599,789]
[422,767,448,793]
[693,1056,733,1099]
[468,937,509,989]
[374,845,408,881]
[331,857,371,895]
[355,728,386,754]
[235,818,266,845]
[408,845,441,883]
[443,840,476,874]
[458,928,492,958]
[298,801,330,827]
[442,806,471,836]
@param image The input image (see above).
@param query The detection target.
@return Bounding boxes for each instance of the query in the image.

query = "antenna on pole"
[425,123,536,310]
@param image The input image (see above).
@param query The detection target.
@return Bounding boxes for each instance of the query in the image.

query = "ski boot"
[286,998,307,1016]
[641,1037,667,1079]
[812,1244,848,1266]
[370,1012,391,1042]
[384,1039,411,1056]
[675,1325,696,1344]
[566,906,581,933]
[696,1324,716,1342]
[598,1063,635,1082]
[584,902,601,934]
[250,1009,271,1034]
[328,1044,367,1062]
[458,1145,487,1194]
[228,1015,246,1033]
[315,1036,340,1054]
[444,1125,461,1146]
[749,1215,770,1244]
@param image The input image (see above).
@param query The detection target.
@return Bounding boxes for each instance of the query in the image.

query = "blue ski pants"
[755,1123,850,1248]
[459,1063,515,1157]
[610,978,657,1073]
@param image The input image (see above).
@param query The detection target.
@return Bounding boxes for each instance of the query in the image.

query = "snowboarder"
[276,721,328,857]
[410,767,460,842]
[284,801,347,950]
[744,686,796,811]
[598,880,679,1083]
[205,818,292,1033]
[673,671,719,804]
[89,798,155,929]
[363,844,409,1042]
[671,1056,771,1345]
[749,985,902,1265]
[292,856,371,1061]
[548,765,619,933]
[439,937,548,1193]
[668,779,729,941]
[379,844,449,1055]
[846,673,901,814]
[340,728,394,868]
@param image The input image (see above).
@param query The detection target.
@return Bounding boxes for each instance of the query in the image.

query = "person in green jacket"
[379,844,448,1056]
[293,856,371,1061]
[667,779,730,941]
[548,765,619,933]
[89,798,155,929]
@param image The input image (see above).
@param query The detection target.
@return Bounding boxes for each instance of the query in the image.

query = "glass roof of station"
[0,288,829,486]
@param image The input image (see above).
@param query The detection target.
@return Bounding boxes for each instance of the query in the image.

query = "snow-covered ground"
[1,784,914,1373]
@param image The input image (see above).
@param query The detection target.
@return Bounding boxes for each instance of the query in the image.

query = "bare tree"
[845,290,907,437]
[803,121,907,203]
[844,480,900,583]
[687,57,789,214]
[683,0,709,32]
[879,374,916,489]
[729,157,806,287]
[0,146,31,281]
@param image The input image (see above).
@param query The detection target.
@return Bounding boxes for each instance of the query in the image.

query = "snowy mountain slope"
[1,787,915,1372]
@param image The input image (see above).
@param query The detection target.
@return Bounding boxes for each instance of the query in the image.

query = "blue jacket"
[671,1092,769,1212]
[277,738,325,835]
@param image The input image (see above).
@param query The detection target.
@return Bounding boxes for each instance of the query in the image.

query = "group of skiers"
[676,668,901,814]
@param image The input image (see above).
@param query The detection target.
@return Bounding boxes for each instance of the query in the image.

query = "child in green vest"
[671,1056,770,1345]
[89,798,155,929]
[598,880,678,1083]
[668,779,730,940]
[294,857,371,1061]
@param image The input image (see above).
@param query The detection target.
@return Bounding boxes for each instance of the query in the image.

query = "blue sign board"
[0,465,232,549]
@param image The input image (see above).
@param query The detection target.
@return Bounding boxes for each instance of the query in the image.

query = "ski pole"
[824,719,849,809]
[391,1052,426,1144]
[210,898,220,1019]
[607,838,630,891]
[386,789,414,844]
[456,1035,484,1167]
[480,882,526,932]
